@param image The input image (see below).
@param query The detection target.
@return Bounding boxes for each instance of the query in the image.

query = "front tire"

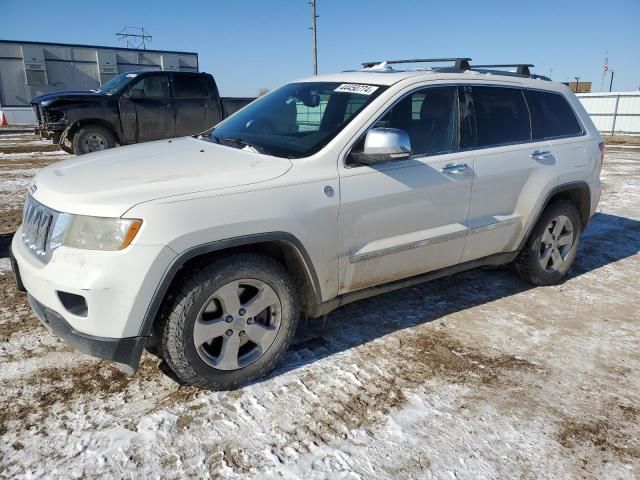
[516,200,582,286]
[58,142,74,154]
[157,253,299,390]
[72,125,115,155]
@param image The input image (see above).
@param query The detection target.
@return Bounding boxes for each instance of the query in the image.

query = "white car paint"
[12,68,603,366]
[31,136,293,217]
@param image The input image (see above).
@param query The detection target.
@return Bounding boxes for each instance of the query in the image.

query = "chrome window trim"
[342,82,589,167]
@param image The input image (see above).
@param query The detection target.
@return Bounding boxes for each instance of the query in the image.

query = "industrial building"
[0,39,199,124]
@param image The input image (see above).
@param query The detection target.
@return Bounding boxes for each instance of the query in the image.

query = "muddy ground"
[0,135,638,479]
[0,133,71,235]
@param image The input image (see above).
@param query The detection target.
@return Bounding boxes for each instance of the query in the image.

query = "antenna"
[116,26,152,50]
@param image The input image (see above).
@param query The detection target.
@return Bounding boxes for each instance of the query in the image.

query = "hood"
[31,137,293,217]
[31,90,106,106]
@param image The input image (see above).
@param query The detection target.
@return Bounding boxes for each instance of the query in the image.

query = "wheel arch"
[65,118,122,144]
[518,181,592,250]
[139,232,323,338]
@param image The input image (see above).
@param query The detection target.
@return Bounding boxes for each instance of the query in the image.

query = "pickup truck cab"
[31,70,254,155]
[12,58,604,390]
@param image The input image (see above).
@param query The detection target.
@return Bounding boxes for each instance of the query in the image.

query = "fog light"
[57,291,88,317]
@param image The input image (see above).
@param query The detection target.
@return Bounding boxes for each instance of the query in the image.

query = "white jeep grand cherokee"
[10,58,604,390]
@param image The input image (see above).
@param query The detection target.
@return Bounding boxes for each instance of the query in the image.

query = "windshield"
[208,82,386,158]
[97,72,139,95]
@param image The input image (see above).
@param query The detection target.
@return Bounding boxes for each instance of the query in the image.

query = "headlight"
[62,216,142,251]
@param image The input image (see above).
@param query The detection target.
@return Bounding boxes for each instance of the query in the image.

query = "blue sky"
[2,0,639,96]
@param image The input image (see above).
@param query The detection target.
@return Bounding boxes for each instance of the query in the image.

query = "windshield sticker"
[334,84,379,95]
[125,73,138,78]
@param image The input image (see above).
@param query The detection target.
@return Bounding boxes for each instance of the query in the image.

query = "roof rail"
[357,59,551,81]
[361,57,472,70]
[470,64,534,75]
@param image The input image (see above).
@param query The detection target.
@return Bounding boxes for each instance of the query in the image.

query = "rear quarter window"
[526,90,583,139]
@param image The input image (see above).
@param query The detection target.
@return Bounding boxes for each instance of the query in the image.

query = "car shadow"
[260,212,640,383]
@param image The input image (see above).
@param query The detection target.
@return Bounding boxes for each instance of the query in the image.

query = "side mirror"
[351,128,412,165]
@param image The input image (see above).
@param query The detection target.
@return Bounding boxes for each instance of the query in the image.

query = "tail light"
[599,141,606,163]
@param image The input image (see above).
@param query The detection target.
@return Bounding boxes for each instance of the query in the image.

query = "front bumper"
[11,228,177,370]
[28,294,146,372]
[34,126,63,144]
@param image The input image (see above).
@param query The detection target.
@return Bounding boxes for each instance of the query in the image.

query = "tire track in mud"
[0,272,39,343]
[0,144,62,155]
[0,208,23,236]
[0,271,74,365]
[557,403,640,466]
[0,356,166,436]
[266,329,542,459]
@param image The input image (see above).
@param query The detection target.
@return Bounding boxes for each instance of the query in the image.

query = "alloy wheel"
[193,279,281,370]
[538,215,574,273]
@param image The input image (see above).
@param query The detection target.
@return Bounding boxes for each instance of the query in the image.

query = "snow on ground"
[0,141,638,479]
[0,134,71,231]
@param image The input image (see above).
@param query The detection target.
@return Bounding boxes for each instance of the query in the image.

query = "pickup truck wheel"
[516,201,582,286]
[157,253,299,390]
[72,125,115,155]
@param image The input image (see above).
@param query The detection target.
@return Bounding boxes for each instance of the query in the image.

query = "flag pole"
[601,51,609,92]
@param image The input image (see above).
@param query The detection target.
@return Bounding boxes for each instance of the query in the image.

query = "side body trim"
[349,217,521,265]
[349,229,467,264]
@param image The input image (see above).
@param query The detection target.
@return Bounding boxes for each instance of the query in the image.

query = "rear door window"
[470,86,531,147]
[526,90,583,139]
[173,75,210,98]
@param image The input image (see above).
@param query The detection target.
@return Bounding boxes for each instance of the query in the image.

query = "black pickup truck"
[31,71,255,155]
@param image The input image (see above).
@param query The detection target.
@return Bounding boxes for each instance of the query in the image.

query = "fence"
[577,92,640,136]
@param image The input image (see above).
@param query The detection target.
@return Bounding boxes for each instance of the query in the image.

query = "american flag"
[604,55,609,76]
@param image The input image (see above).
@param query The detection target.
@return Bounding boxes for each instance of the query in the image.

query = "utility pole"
[609,71,615,92]
[310,0,318,75]
[574,76,580,93]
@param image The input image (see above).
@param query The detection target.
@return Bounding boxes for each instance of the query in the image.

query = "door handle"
[441,163,469,174]
[530,150,552,161]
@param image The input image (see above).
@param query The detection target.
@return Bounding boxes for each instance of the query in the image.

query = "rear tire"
[72,125,115,155]
[516,201,582,286]
[157,253,299,390]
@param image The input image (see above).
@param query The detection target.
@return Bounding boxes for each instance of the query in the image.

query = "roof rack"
[357,58,550,81]
[470,63,534,75]
[361,57,472,70]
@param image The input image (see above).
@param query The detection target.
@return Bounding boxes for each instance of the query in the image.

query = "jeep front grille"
[21,195,65,263]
